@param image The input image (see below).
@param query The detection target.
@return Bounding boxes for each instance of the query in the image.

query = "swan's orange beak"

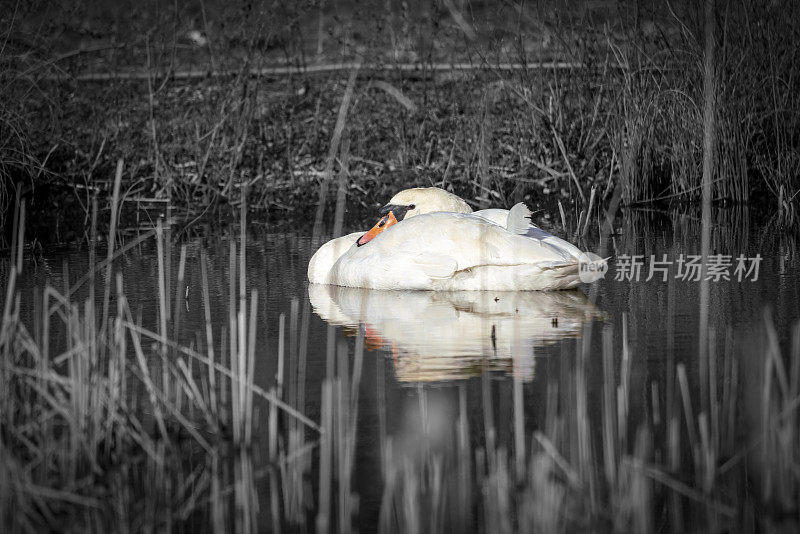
[356,211,398,247]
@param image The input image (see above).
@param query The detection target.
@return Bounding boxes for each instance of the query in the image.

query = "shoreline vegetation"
[2,1,799,246]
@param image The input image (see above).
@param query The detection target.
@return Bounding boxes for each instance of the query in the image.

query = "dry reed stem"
[101,158,124,334]
[312,60,361,245]
[121,321,320,432]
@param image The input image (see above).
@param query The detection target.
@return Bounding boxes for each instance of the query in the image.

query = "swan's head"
[356,188,472,246]
[382,187,472,220]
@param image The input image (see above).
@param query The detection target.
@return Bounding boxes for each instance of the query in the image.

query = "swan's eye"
[409,204,416,210]
[378,220,385,227]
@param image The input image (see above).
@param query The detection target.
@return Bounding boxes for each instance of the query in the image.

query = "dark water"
[6,207,800,531]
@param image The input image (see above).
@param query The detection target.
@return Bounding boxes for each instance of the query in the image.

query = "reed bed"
[0,185,321,532]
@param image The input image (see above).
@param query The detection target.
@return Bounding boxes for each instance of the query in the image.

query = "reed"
[0,195,321,531]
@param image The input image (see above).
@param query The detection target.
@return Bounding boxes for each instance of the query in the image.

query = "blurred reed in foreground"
[0,183,321,532]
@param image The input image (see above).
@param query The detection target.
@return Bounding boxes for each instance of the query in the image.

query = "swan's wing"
[390,250,459,279]
[507,203,584,260]
[385,213,573,268]
[472,208,509,227]
[537,233,585,261]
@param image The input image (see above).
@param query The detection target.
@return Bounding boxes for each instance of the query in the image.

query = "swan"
[307,187,598,291]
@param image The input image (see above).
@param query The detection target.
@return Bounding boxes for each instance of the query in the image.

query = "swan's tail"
[539,261,580,277]
[512,260,579,290]
[506,202,535,235]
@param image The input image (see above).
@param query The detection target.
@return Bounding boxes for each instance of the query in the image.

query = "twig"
[552,126,586,204]
[52,61,596,82]
[580,186,596,237]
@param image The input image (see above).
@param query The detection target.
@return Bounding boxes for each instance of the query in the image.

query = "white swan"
[308,187,596,291]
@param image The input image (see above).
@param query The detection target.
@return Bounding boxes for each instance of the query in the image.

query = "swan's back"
[329,212,579,290]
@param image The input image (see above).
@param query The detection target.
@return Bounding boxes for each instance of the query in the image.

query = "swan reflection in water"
[308,285,606,383]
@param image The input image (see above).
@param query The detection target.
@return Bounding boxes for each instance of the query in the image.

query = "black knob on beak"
[379,204,411,221]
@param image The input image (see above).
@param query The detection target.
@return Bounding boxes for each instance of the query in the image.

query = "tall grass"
[0,186,319,531]
[598,1,798,209]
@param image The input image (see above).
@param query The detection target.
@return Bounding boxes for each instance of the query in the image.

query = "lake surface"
[6,206,800,531]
